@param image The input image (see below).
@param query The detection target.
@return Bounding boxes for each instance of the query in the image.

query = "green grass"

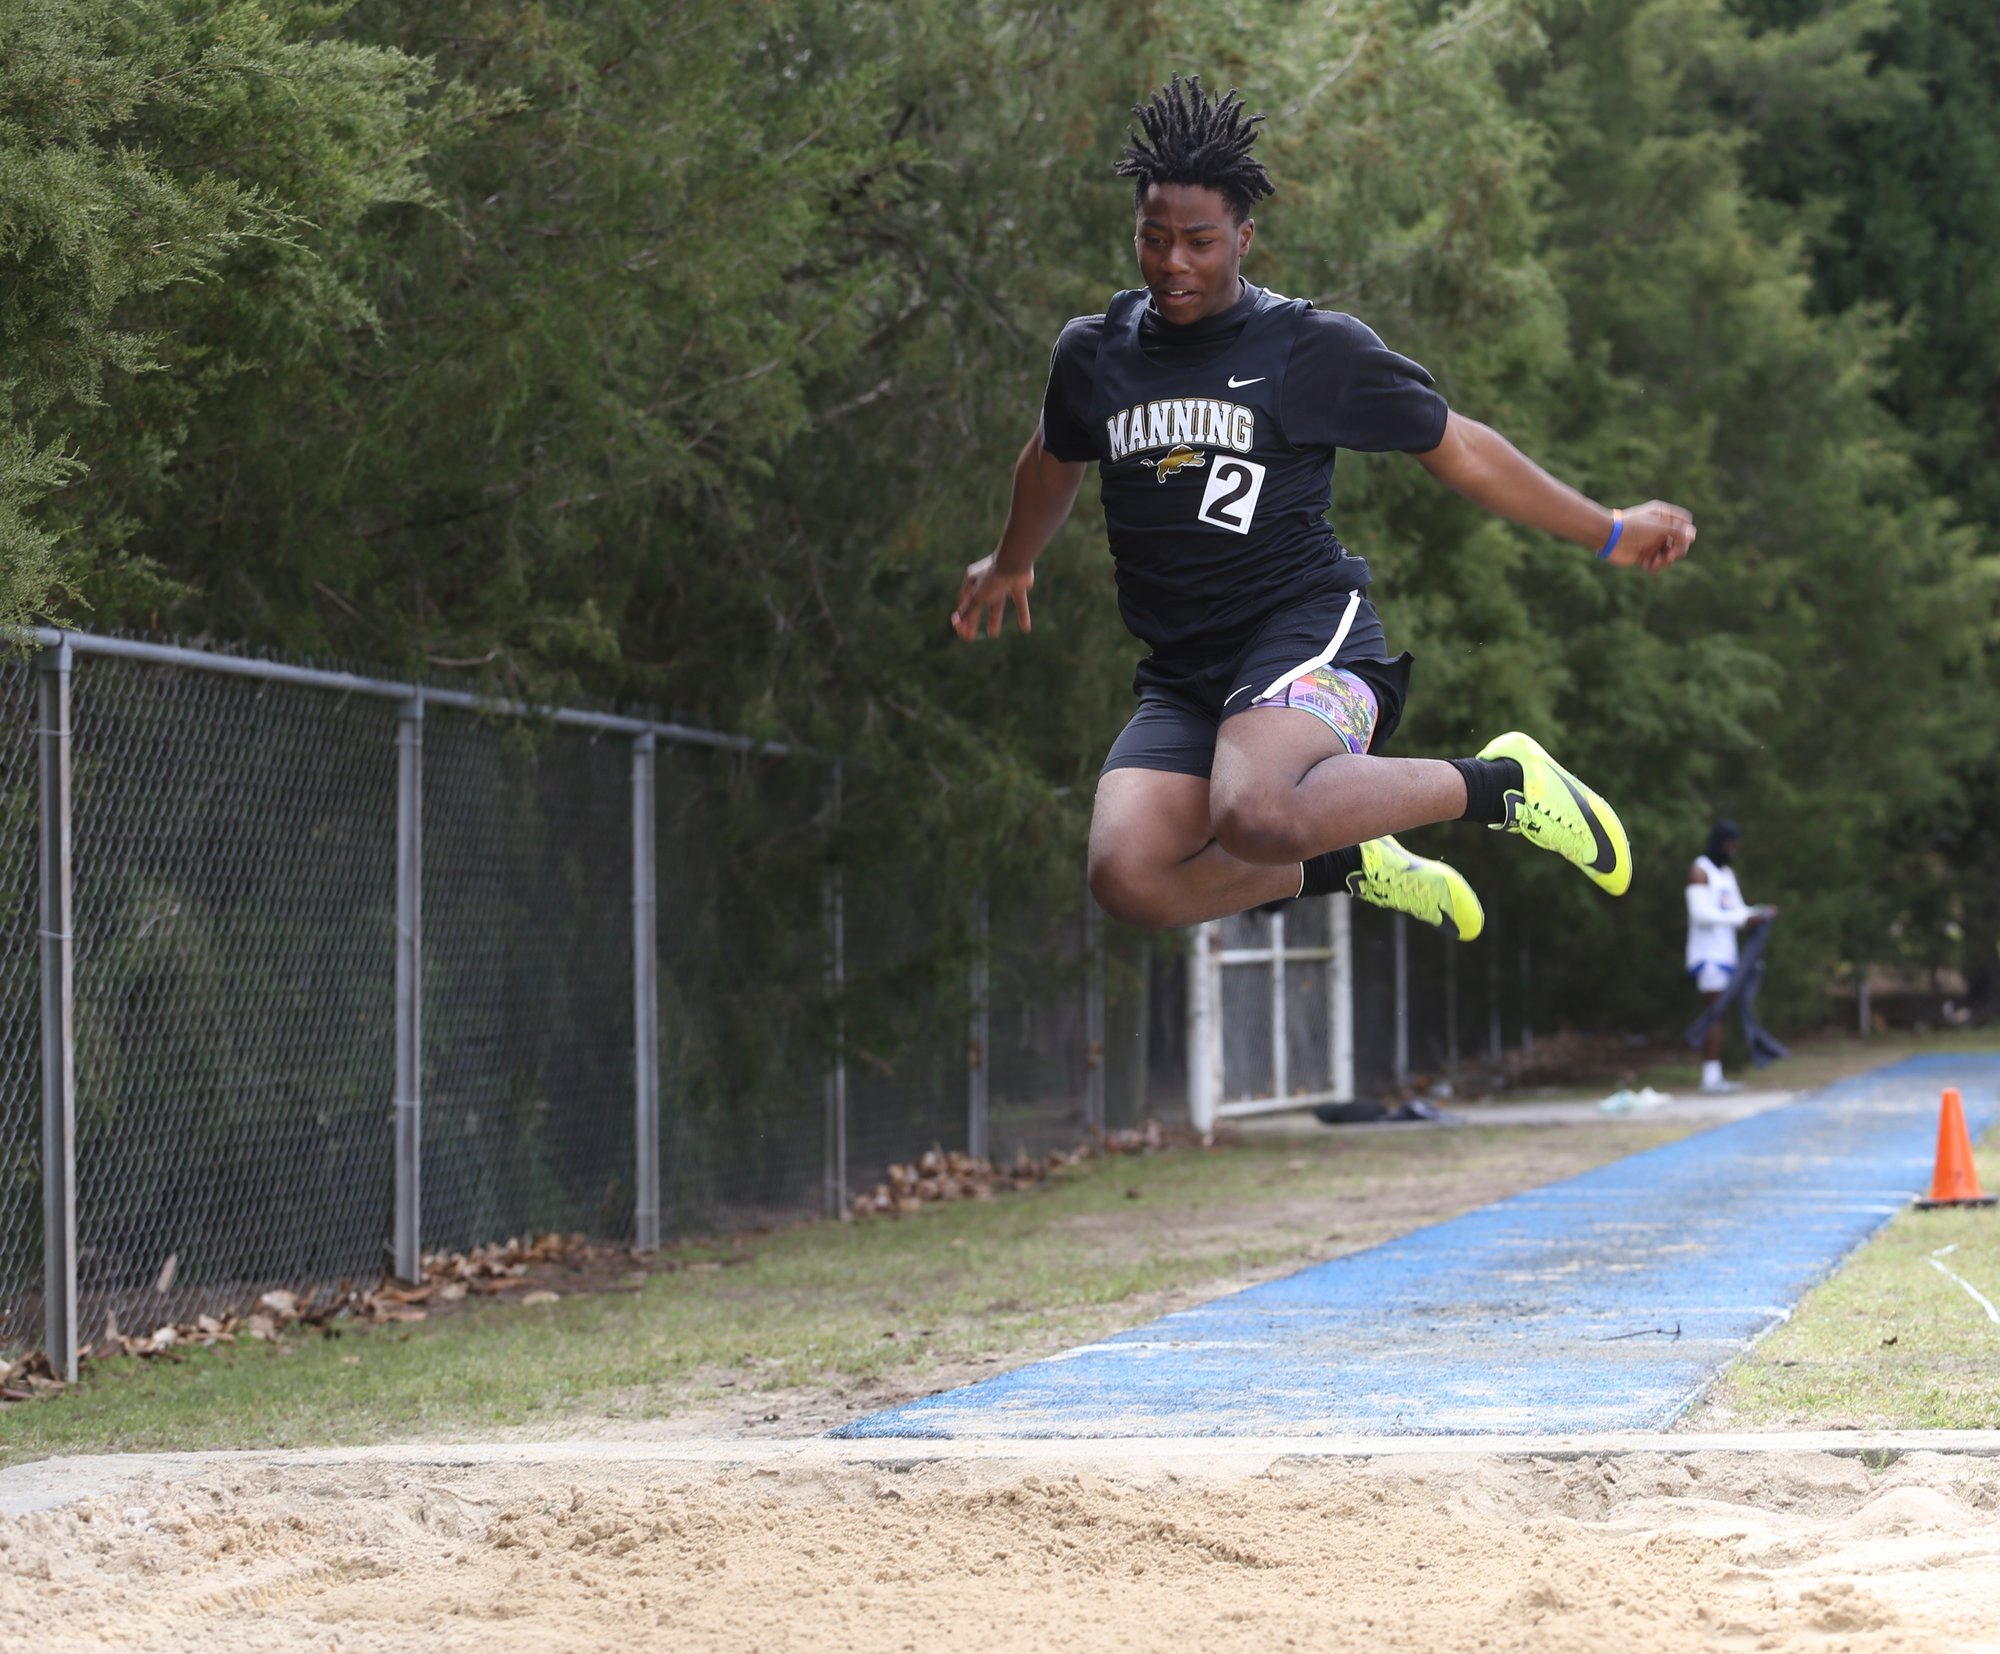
[1691,1124,2000,1431]
[1,1120,1689,1463]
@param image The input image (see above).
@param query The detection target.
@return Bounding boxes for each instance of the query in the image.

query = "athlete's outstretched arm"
[1414,411,1695,572]
[952,424,1088,640]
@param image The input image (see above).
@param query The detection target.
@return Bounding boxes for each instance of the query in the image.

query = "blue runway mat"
[833,1055,1998,1439]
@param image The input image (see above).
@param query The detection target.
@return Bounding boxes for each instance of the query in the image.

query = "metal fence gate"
[1186,895,1361,1132]
[1186,893,1544,1130]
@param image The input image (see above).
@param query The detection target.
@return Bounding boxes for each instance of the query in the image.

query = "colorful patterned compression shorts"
[1251,662,1380,754]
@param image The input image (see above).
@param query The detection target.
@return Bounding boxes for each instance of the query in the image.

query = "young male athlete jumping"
[953,76,1696,938]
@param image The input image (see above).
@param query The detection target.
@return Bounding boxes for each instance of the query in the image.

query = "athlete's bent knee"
[1210,790,1312,866]
[1088,851,1177,930]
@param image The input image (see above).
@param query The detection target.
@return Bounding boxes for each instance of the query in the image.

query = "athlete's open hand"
[953,556,1034,640]
[1607,501,1697,573]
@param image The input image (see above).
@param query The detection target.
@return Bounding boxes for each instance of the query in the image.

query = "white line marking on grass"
[1928,1244,2000,1325]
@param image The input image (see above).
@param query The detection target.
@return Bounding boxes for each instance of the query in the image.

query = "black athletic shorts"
[1101,589,1413,779]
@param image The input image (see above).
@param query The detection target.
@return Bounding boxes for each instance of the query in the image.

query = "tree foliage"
[1731,0,2000,1012]
[5,0,1992,1033]
[0,0,462,632]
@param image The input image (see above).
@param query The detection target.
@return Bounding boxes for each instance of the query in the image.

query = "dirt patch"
[4,1447,1998,1651]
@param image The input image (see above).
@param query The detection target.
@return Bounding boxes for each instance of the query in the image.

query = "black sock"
[1299,845,1364,897]
[1448,756,1523,826]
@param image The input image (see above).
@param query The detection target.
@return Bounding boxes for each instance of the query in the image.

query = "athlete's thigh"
[1209,583,1389,802]
[1089,764,1214,871]
[1210,703,1357,811]
[1210,660,1380,806]
[1092,691,1219,870]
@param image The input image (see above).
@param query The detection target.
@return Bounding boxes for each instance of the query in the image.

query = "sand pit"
[4,1441,2000,1651]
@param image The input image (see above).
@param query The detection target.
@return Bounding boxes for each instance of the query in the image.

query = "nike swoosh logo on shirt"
[1227,375,1265,388]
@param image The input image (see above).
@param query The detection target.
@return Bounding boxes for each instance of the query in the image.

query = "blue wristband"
[1598,509,1624,561]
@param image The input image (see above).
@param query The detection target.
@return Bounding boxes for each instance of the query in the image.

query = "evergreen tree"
[8,0,1990,1039]
[1458,0,1985,1028]
[0,0,457,633]
[1733,0,2000,1012]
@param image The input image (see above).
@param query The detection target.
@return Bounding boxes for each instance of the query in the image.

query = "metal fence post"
[1392,912,1410,1092]
[391,694,424,1284]
[1082,886,1105,1134]
[1330,895,1355,1103]
[37,641,77,1380]
[968,892,989,1160]
[823,762,848,1217]
[630,734,661,1251]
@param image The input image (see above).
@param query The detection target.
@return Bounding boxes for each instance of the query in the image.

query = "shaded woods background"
[6,0,1999,1037]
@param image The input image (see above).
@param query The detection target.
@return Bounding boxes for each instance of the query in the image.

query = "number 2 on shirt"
[1195,457,1268,535]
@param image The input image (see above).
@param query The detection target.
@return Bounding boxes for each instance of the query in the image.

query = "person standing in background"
[1686,819,1775,1093]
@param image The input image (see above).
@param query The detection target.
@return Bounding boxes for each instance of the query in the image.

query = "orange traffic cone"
[1915,1088,1997,1209]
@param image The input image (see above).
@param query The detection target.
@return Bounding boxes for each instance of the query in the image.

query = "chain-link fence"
[67,656,399,1346]
[1,656,40,1355]
[1350,901,1537,1102]
[834,789,974,1203]
[422,711,636,1253]
[5,629,1538,1374]
[2,632,1154,1373]
[653,742,830,1231]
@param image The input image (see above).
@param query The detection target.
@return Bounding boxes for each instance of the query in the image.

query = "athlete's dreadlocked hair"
[1114,73,1274,222]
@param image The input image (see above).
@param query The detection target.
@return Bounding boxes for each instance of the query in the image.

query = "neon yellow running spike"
[1476,731,1632,897]
[1346,835,1485,942]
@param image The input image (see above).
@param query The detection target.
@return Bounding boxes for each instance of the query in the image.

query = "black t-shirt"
[1040,281,1448,659]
